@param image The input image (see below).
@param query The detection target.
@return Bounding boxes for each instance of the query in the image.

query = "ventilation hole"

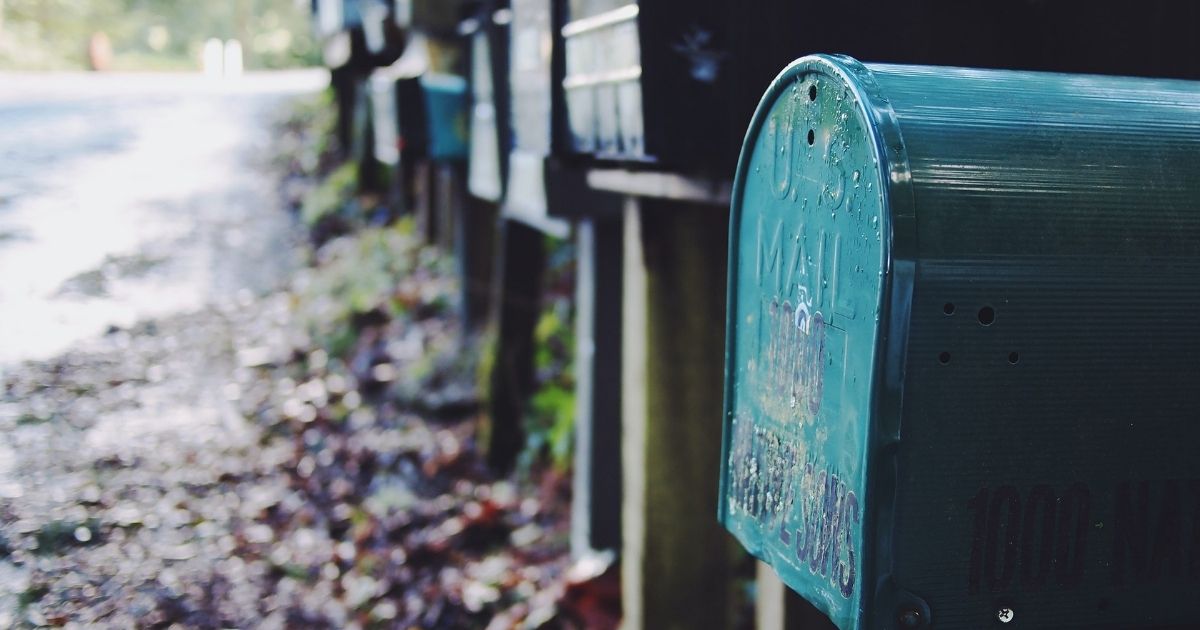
[808,84,817,101]
[1008,352,1020,364]
[938,352,951,365]
[807,129,815,146]
[978,306,996,326]
[943,302,956,316]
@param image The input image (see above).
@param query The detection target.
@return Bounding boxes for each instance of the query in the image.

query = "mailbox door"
[721,57,906,629]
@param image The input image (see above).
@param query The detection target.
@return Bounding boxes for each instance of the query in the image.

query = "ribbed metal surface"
[872,63,1200,629]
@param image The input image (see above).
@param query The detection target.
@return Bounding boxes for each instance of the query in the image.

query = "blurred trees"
[0,0,319,70]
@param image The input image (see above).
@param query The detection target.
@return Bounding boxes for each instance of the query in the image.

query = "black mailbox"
[560,0,731,170]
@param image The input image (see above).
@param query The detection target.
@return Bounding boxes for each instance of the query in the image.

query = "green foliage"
[0,0,319,71]
[298,218,458,358]
[272,90,339,181]
[520,237,577,472]
[301,162,358,228]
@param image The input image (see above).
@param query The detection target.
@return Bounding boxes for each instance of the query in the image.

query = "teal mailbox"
[420,73,469,162]
[720,54,1200,629]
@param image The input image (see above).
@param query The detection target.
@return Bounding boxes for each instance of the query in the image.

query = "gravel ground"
[0,86,595,628]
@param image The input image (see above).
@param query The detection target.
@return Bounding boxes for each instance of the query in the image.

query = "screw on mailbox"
[997,607,1015,623]
[898,609,922,628]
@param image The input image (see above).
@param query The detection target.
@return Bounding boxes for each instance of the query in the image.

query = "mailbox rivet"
[898,608,922,627]
[997,607,1015,623]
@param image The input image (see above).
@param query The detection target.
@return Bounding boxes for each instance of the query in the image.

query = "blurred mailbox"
[360,0,406,62]
[420,73,469,161]
[504,0,568,236]
[464,8,510,203]
[370,73,426,166]
[315,0,365,67]
[370,35,467,166]
[315,0,363,35]
[394,0,470,35]
[560,0,727,169]
[720,54,1200,629]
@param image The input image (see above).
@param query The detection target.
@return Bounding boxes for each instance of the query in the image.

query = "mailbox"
[315,0,364,35]
[560,0,729,169]
[420,73,469,161]
[314,0,364,68]
[369,34,469,165]
[394,0,470,36]
[720,54,1200,629]
[503,0,568,236]
[369,38,430,166]
[359,0,406,64]
[466,26,502,201]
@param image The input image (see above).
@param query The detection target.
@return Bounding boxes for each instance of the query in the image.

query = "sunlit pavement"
[0,69,327,367]
[0,69,325,626]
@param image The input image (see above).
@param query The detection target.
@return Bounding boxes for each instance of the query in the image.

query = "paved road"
[0,70,325,626]
[0,70,326,368]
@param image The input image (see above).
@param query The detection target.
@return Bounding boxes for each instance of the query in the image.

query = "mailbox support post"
[458,195,497,332]
[756,562,838,630]
[412,160,434,244]
[570,217,623,555]
[487,218,545,472]
[621,197,741,630]
[434,161,462,253]
[331,65,356,160]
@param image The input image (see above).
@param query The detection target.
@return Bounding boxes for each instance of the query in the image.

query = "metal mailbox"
[503,0,568,237]
[463,5,511,203]
[720,54,1200,629]
[359,0,406,64]
[369,43,429,167]
[560,0,729,169]
[369,36,468,165]
[314,0,363,68]
[394,0,470,36]
[420,73,469,162]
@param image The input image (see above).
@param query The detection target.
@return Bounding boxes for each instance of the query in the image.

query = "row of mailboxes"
[317,0,470,70]
[719,54,1200,629]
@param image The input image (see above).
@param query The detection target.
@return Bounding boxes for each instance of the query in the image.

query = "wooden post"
[571,217,623,556]
[413,160,433,244]
[621,197,741,630]
[331,65,356,160]
[355,86,382,196]
[434,162,459,250]
[458,195,497,332]
[756,562,838,630]
[487,218,545,472]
